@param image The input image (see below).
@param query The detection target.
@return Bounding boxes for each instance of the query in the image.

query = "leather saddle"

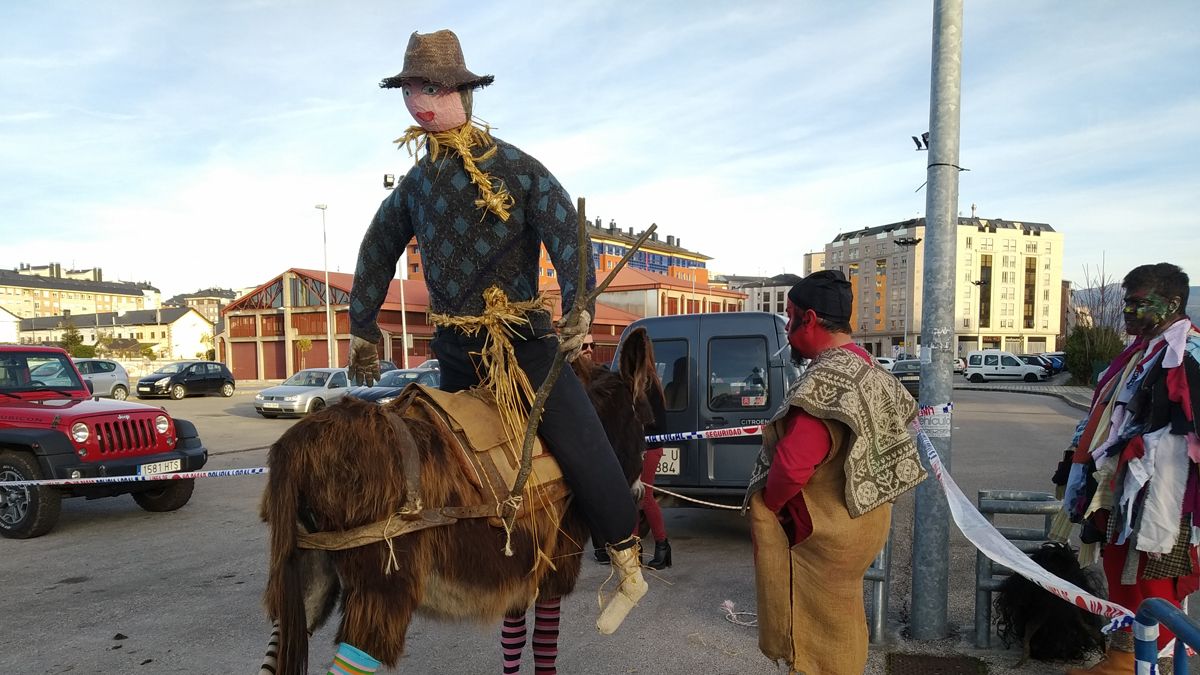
[394,384,570,527]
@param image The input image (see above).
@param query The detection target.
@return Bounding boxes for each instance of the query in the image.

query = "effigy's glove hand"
[556,309,591,362]
[349,335,381,386]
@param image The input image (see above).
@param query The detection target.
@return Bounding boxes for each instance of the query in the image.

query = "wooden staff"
[502,198,657,533]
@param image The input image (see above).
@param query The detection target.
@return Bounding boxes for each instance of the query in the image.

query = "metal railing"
[1134,598,1200,673]
[973,489,1061,648]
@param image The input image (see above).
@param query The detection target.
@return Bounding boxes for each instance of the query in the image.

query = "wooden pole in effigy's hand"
[501,198,657,540]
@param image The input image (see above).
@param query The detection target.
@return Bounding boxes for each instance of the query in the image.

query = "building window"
[965,236,972,249]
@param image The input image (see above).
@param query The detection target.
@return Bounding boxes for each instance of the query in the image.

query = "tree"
[60,321,86,356]
[140,344,157,359]
[1065,261,1127,386]
[199,332,216,361]
[296,337,312,370]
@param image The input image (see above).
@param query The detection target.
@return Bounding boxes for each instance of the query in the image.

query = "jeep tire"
[132,479,194,512]
[0,450,62,539]
[170,383,186,400]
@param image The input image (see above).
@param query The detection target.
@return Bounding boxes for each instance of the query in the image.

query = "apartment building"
[19,307,213,360]
[734,274,802,315]
[0,266,158,319]
[803,251,826,276]
[825,216,1064,357]
[165,288,238,324]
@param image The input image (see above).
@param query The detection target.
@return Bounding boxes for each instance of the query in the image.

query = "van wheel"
[969,373,984,383]
[132,479,194,512]
[0,451,62,539]
[1024,373,1038,383]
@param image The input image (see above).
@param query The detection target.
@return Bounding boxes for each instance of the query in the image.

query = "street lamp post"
[314,204,335,367]
[972,279,985,350]
[896,236,923,357]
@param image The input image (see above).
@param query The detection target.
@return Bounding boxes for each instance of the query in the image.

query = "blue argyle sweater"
[350,136,595,343]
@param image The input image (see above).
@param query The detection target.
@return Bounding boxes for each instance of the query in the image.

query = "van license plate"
[139,459,182,476]
[656,447,681,475]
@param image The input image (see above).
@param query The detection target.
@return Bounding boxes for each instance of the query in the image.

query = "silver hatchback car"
[72,358,131,400]
[254,368,350,418]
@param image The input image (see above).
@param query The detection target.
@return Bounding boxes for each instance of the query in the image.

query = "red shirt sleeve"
[763,408,832,513]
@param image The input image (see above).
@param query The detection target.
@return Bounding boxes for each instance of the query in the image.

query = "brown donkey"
[258,355,650,674]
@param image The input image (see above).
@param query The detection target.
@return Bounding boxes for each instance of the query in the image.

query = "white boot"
[596,539,648,634]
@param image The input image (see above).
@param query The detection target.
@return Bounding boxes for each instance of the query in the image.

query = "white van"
[964,349,1047,383]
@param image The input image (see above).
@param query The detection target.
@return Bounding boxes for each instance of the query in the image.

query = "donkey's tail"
[261,437,311,675]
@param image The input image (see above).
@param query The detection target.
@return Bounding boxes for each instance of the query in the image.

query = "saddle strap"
[296,504,502,552]
[383,410,424,517]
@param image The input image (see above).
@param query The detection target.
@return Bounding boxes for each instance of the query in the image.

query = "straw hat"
[379,30,494,90]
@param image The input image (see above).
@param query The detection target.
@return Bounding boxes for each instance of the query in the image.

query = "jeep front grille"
[95,418,157,455]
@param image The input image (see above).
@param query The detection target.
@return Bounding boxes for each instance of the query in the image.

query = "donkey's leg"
[501,611,528,674]
[336,568,420,670]
[532,597,562,674]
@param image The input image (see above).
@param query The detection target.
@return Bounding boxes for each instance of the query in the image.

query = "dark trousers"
[432,329,636,546]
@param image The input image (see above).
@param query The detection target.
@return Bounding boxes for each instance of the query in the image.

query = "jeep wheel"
[307,399,325,415]
[0,451,62,539]
[219,382,235,397]
[969,373,985,383]
[132,479,194,512]
[170,383,186,400]
[111,385,129,401]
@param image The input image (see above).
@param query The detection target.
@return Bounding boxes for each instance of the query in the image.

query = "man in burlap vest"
[744,271,926,674]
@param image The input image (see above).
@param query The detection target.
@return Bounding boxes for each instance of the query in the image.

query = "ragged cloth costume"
[745,344,925,674]
[1051,318,1200,651]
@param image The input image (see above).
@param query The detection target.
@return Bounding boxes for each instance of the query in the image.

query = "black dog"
[994,541,1106,666]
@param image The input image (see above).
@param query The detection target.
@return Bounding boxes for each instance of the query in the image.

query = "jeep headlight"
[70,422,90,443]
[155,376,170,387]
[155,415,170,434]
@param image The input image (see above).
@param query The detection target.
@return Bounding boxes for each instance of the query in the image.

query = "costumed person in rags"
[1050,262,1200,675]
[743,270,927,674]
[346,30,647,638]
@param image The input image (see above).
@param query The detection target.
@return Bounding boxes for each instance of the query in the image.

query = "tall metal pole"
[911,0,962,641]
[315,204,335,367]
[399,253,410,368]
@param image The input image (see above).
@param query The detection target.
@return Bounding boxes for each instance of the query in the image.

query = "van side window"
[708,337,770,411]
[984,355,999,366]
[1001,356,1021,367]
[653,339,689,412]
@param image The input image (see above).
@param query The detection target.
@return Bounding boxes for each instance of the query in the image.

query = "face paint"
[401,79,469,132]
[1122,290,1175,336]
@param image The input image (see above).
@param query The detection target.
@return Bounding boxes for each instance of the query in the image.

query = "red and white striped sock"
[502,614,527,674]
[532,597,561,674]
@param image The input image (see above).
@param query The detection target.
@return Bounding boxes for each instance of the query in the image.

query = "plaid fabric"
[1144,516,1195,580]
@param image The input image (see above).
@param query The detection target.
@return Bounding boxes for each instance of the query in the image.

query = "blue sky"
[1,1,1197,298]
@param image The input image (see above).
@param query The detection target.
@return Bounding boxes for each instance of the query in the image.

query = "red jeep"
[0,345,208,538]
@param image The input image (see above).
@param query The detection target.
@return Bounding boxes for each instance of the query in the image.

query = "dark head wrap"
[787,270,853,323]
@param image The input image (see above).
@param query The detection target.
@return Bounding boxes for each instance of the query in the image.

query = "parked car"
[380,360,399,373]
[953,357,967,374]
[1041,351,1066,374]
[254,368,351,418]
[349,368,442,405]
[73,358,130,400]
[964,349,1048,383]
[136,360,235,399]
[1017,354,1053,376]
[874,357,896,372]
[417,359,440,371]
[0,345,207,538]
[610,311,801,506]
[890,359,921,397]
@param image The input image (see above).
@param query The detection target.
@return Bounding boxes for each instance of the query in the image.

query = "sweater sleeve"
[350,186,413,342]
[526,163,595,318]
[762,408,832,514]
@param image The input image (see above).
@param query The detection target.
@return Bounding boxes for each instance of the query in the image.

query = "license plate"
[139,459,182,476]
[263,402,280,409]
[138,386,151,391]
[898,375,918,381]
[655,447,681,475]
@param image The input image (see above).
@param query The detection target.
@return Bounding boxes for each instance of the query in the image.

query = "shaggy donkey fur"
[260,357,648,675]
[994,541,1106,666]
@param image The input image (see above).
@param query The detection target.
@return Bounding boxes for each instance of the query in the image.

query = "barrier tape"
[911,419,1135,633]
[646,425,763,444]
[0,467,267,488]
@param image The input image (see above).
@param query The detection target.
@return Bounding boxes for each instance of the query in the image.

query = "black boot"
[646,539,672,570]
[593,546,611,564]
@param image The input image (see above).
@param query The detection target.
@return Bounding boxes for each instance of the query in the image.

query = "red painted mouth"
[416,111,435,123]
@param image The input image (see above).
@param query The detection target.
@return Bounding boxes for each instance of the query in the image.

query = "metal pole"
[315,204,334,367]
[911,0,962,641]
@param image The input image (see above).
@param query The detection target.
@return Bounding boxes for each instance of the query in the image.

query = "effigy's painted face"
[1122,288,1178,337]
[401,79,470,132]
